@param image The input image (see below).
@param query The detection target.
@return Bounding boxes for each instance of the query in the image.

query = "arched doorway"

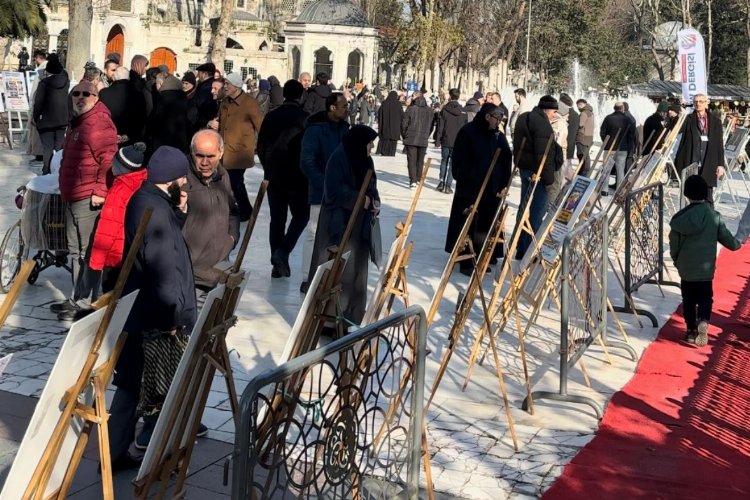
[56,29,69,68]
[347,50,362,83]
[105,25,125,62]
[314,47,332,81]
[149,47,177,73]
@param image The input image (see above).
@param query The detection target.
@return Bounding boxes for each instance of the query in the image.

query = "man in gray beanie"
[108,145,201,468]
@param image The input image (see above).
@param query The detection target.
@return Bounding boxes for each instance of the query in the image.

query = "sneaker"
[684,330,697,344]
[271,264,282,278]
[695,321,709,346]
[196,423,209,438]
[436,181,445,191]
[444,186,454,194]
[409,182,417,189]
[50,301,77,313]
[300,281,309,294]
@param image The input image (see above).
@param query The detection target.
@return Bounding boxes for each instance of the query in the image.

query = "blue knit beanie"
[147,146,189,183]
[259,79,271,91]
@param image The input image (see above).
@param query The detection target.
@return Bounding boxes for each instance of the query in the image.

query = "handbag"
[368,214,383,268]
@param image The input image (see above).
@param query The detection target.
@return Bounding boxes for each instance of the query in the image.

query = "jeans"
[301,204,321,281]
[681,280,713,330]
[516,169,549,260]
[439,146,454,187]
[38,127,65,175]
[65,199,101,307]
[405,145,426,184]
[228,169,252,220]
[613,151,628,188]
[267,186,310,259]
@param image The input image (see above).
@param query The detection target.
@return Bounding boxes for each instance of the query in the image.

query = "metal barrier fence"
[613,183,680,327]
[522,213,635,417]
[232,306,427,500]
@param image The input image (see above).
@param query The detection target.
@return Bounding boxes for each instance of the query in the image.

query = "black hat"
[684,174,708,201]
[112,142,146,176]
[669,104,682,114]
[46,54,63,75]
[538,95,558,110]
[147,146,189,183]
[181,72,196,87]
[196,62,216,74]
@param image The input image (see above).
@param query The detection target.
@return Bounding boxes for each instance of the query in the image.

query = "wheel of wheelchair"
[0,220,29,293]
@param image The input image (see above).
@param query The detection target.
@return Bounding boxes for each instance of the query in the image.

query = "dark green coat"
[669,202,740,281]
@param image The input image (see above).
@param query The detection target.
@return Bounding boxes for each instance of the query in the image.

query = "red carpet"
[544,244,750,500]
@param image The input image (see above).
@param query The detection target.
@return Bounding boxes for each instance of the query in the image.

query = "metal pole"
[524,0,531,88]
[658,183,665,284]
[559,234,570,396]
[624,193,632,310]
[408,313,427,500]
[601,218,608,344]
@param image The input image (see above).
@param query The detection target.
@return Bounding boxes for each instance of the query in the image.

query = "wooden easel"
[425,168,521,450]
[254,170,373,457]
[133,181,268,499]
[21,209,152,500]
[0,259,35,329]
[362,159,430,324]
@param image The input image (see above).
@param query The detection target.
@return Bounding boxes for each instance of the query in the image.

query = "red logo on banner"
[681,34,698,50]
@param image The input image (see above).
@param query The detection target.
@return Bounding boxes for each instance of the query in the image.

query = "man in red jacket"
[53,81,118,320]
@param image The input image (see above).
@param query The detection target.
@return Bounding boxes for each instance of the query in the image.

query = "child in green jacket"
[669,175,741,346]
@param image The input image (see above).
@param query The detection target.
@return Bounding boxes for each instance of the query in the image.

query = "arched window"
[347,50,362,83]
[291,46,301,81]
[314,47,332,81]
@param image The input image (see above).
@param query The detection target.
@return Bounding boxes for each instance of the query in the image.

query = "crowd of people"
[20,44,748,469]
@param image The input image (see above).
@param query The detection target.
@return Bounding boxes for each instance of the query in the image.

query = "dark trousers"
[38,127,65,175]
[576,143,591,176]
[405,145,426,184]
[108,385,140,461]
[439,146,454,187]
[681,280,713,330]
[228,169,252,220]
[516,169,549,260]
[267,186,310,258]
[65,199,101,306]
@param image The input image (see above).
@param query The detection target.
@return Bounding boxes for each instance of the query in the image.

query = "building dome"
[293,0,370,27]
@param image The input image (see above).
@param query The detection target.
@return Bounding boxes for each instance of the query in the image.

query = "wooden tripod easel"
[362,159,430,324]
[0,259,35,330]
[255,170,373,457]
[133,181,268,499]
[425,167,521,450]
[19,209,152,500]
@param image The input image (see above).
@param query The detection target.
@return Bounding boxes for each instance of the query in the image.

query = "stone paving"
[0,141,747,499]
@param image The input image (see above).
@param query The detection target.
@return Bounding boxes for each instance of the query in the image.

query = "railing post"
[559,234,571,397]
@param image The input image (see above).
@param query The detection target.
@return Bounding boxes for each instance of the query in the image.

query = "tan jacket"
[218,91,263,170]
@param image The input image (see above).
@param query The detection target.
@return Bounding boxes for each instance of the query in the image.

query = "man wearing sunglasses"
[53,81,118,320]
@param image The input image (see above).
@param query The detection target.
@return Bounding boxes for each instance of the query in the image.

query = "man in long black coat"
[100,66,147,147]
[108,145,197,470]
[401,95,434,186]
[376,91,403,156]
[675,94,725,201]
[642,101,668,155]
[187,63,219,137]
[258,80,310,278]
[445,103,513,275]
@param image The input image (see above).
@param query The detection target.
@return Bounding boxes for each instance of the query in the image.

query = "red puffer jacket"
[89,169,147,270]
[59,101,118,202]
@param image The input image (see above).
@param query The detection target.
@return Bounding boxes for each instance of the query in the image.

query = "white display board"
[0,291,138,500]
[1,72,30,112]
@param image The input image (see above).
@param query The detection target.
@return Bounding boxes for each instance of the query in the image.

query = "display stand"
[1,211,151,500]
[133,182,267,499]
[362,159,430,324]
[253,170,373,458]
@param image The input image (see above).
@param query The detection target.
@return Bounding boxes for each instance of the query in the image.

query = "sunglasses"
[72,91,97,97]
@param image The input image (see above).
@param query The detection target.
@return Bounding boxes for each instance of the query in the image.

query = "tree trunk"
[66,0,92,81]
[209,0,234,65]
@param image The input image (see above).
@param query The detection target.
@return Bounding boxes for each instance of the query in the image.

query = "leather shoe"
[50,301,76,313]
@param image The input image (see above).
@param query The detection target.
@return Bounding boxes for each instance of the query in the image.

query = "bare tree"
[209,0,233,65]
[67,0,93,80]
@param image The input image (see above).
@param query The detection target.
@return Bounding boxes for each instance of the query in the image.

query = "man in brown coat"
[209,71,263,220]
